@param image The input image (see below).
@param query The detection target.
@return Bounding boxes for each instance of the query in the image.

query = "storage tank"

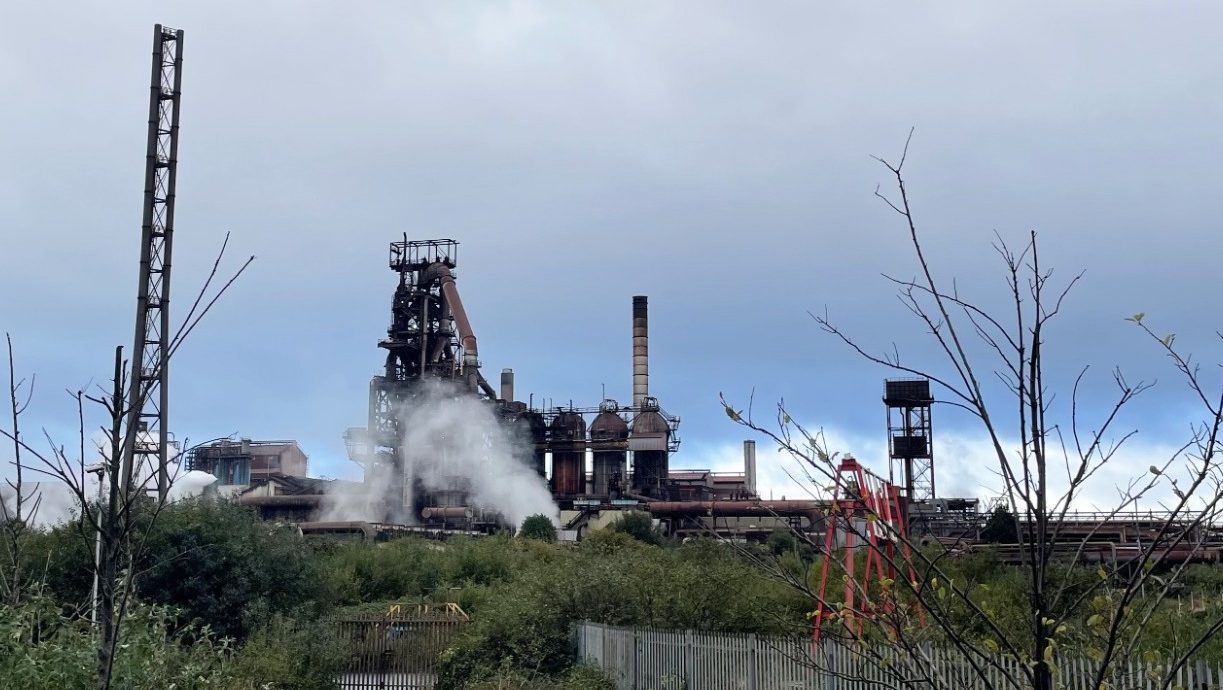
[518,410,547,477]
[630,396,670,498]
[590,400,629,499]
[549,410,586,496]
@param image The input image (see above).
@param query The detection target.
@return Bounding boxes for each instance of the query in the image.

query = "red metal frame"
[812,456,922,645]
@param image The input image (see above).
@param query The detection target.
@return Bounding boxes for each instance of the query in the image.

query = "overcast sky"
[4,3,1223,506]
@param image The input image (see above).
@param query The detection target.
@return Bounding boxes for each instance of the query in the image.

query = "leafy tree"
[608,511,663,545]
[518,514,557,542]
[980,504,1019,543]
[137,498,327,640]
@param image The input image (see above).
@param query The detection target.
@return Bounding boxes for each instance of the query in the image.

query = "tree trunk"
[95,346,124,690]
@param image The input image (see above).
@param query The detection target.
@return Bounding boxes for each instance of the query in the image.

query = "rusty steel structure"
[341,242,694,527]
[121,24,184,502]
[345,239,496,522]
[590,400,629,499]
[885,378,935,503]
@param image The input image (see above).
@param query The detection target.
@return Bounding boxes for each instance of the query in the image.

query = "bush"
[21,515,94,613]
[607,511,663,545]
[225,614,344,690]
[464,664,617,690]
[519,514,557,542]
[137,498,330,640]
[979,505,1019,543]
[0,591,233,690]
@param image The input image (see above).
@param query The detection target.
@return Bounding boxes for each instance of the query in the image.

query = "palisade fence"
[335,606,467,690]
[574,621,1223,690]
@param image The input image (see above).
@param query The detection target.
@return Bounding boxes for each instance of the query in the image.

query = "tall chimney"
[743,440,757,495]
[500,368,514,402]
[632,296,648,409]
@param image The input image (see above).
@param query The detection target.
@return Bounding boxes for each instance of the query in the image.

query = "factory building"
[184,439,308,494]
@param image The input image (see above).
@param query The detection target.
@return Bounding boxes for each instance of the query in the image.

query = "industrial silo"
[549,410,586,496]
[519,410,548,477]
[630,397,670,498]
[590,400,629,499]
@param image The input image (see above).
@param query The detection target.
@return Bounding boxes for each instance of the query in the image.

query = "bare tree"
[1,334,42,606]
[1,234,252,689]
[723,134,1223,689]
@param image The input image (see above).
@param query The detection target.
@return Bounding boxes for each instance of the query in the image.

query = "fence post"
[825,642,838,690]
[747,633,757,690]
[684,630,694,688]
[632,629,640,690]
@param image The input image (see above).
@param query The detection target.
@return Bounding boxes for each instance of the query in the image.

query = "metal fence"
[575,621,1223,690]
[335,606,467,690]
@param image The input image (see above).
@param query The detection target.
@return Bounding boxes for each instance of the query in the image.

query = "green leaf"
[1128,312,1145,323]
[1162,333,1176,347]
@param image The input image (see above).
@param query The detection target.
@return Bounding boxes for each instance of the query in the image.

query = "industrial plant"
[116,23,1222,569]
[179,233,976,544]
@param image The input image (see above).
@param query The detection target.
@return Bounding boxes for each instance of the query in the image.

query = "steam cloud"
[322,379,558,528]
[1,458,217,528]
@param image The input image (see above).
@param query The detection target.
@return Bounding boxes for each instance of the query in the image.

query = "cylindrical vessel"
[420,506,475,520]
[550,410,587,496]
[590,402,629,499]
[630,403,670,498]
[518,410,548,477]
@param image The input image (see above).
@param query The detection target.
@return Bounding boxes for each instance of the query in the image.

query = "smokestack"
[632,296,648,409]
[500,368,514,402]
[743,440,757,496]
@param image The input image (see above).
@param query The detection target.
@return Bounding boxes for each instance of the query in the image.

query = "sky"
[4,2,1223,510]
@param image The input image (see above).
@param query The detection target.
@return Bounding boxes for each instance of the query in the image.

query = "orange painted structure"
[813,456,922,645]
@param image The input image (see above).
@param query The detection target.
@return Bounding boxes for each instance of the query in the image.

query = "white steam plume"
[322,379,557,528]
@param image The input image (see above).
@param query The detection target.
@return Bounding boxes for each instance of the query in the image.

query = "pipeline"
[238,494,323,508]
[423,262,497,397]
[420,506,475,520]
[424,264,476,364]
[646,500,825,525]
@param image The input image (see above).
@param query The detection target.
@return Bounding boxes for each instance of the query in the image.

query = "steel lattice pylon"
[121,25,184,502]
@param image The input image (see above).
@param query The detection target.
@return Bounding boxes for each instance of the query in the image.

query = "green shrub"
[607,511,663,545]
[464,664,617,689]
[0,591,233,690]
[137,498,330,640]
[225,614,344,690]
[519,514,557,542]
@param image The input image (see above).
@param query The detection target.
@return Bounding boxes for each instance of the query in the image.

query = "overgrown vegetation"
[2,498,809,688]
[9,488,1223,688]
